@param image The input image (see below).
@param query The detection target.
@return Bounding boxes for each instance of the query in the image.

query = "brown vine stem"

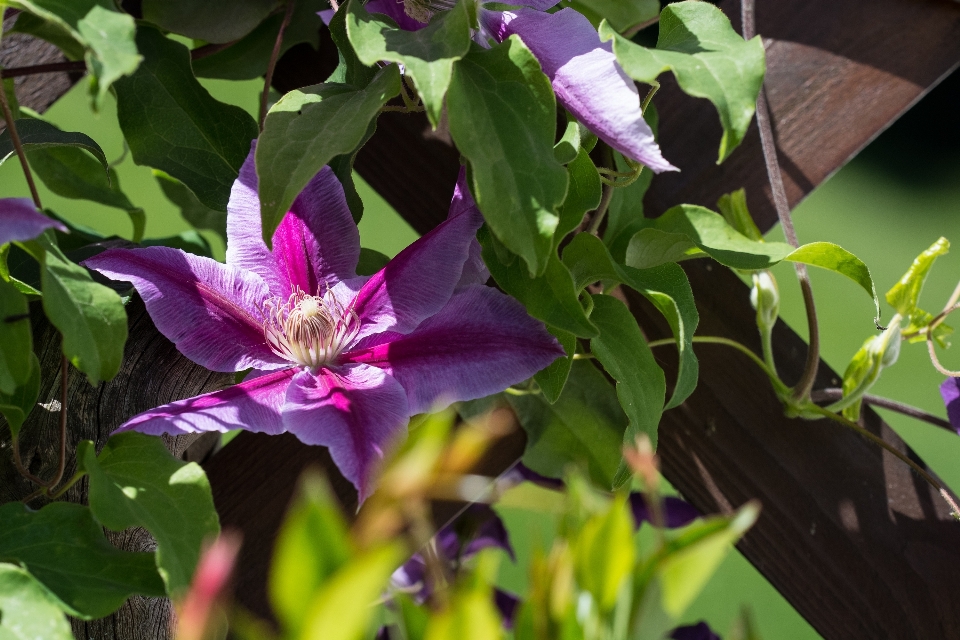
[805,404,960,519]
[259,0,296,131]
[0,75,42,209]
[741,0,820,405]
[810,388,954,432]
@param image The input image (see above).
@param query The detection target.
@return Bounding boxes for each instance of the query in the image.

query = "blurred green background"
[3,63,958,640]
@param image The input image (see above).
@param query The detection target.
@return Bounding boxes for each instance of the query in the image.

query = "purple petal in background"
[448,168,489,288]
[84,247,287,372]
[349,202,483,342]
[940,377,960,435]
[0,198,67,244]
[497,462,565,492]
[282,364,409,501]
[670,622,721,640]
[457,503,516,561]
[227,145,360,299]
[115,368,294,436]
[486,9,676,172]
[630,494,701,529]
[365,0,428,31]
[346,285,562,413]
[494,589,521,629]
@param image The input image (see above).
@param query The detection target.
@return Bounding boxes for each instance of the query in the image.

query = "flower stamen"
[262,288,360,369]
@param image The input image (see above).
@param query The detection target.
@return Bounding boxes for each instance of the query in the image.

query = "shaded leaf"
[115,26,258,211]
[569,0,659,33]
[356,247,391,276]
[573,494,635,612]
[154,171,227,241]
[0,353,40,439]
[509,360,627,488]
[555,147,601,247]
[39,239,127,385]
[0,118,107,171]
[257,65,400,243]
[479,227,598,338]
[326,3,379,87]
[11,11,85,60]
[77,432,220,597]
[141,231,214,258]
[347,0,472,127]
[141,0,277,43]
[716,188,762,241]
[533,327,576,403]
[448,37,568,276]
[0,501,165,619]
[590,294,665,448]
[0,277,33,395]
[0,563,72,640]
[554,118,581,164]
[600,1,765,162]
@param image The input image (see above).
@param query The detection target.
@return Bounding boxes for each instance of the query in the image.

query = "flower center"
[402,0,455,22]
[262,288,360,369]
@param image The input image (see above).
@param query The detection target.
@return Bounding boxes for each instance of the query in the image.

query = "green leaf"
[395,594,430,640]
[657,502,758,618]
[356,248,391,276]
[77,432,220,597]
[39,239,127,385]
[600,1,765,162]
[154,170,227,240]
[141,231,214,258]
[448,38,568,276]
[604,151,655,261]
[509,360,628,488]
[347,0,472,127]
[141,0,277,43]
[27,146,145,241]
[835,322,901,421]
[271,474,353,636]
[590,295,665,449]
[0,564,73,640]
[479,227,598,338]
[0,118,108,171]
[115,26,258,211]
[328,118,379,224]
[298,543,405,640]
[76,6,143,110]
[716,188,762,241]
[424,551,504,640]
[533,327,576,403]
[568,0,659,33]
[555,148,602,247]
[257,65,401,244]
[193,0,323,81]
[0,277,33,395]
[0,501,165,619]
[784,242,881,322]
[554,118,581,164]
[562,233,699,410]
[573,494,636,612]
[0,353,40,439]
[886,237,949,317]
[11,11,86,60]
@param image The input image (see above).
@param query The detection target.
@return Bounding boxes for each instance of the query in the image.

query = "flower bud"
[750,270,780,332]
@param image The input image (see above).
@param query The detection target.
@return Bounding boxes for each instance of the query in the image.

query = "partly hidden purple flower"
[0,198,67,244]
[84,146,562,501]
[669,621,722,640]
[940,377,960,436]
[365,0,676,172]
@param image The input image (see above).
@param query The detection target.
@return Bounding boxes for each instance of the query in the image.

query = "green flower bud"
[750,270,780,332]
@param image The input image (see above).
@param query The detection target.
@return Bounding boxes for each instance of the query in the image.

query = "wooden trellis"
[2,1,960,638]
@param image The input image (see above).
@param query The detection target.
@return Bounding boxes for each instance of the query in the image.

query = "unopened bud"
[750,270,780,331]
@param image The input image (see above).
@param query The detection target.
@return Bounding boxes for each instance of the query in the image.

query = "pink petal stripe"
[0,198,67,244]
[487,8,676,172]
[349,198,483,341]
[282,364,409,501]
[345,285,563,414]
[115,368,295,436]
[84,247,287,372]
[226,143,360,299]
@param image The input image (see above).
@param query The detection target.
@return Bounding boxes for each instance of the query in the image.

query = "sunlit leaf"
[716,188,762,242]
[448,37,568,276]
[568,0,659,33]
[0,501,164,619]
[886,236,949,317]
[76,6,143,110]
[78,432,220,597]
[0,563,72,640]
[0,353,40,439]
[573,494,636,612]
[347,0,472,127]
[600,1,765,162]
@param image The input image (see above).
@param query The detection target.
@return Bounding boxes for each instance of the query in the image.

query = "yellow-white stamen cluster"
[263,288,360,369]
[402,0,456,22]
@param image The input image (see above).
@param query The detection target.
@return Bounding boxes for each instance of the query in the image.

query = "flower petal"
[0,198,67,245]
[349,199,484,342]
[345,285,563,414]
[629,494,700,529]
[940,377,960,435]
[448,167,489,288]
[115,368,294,436]
[365,0,428,31]
[669,622,721,640]
[84,246,286,372]
[486,8,676,172]
[494,589,521,629]
[226,143,360,298]
[282,364,410,501]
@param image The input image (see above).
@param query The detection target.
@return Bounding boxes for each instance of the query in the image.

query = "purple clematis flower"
[84,146,562,500]
[669,621,721,640]
[940,377,960,435]
[0,198,67,244]
[364,0,676,172]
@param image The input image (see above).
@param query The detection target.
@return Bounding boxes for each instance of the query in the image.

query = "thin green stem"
[47,470,86,500]
[259,0,296,130]
[927,331,960,377]
[810,388,954,433]
[648,335,789,395]
[586,146,615,235]
[805,404,960,519]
